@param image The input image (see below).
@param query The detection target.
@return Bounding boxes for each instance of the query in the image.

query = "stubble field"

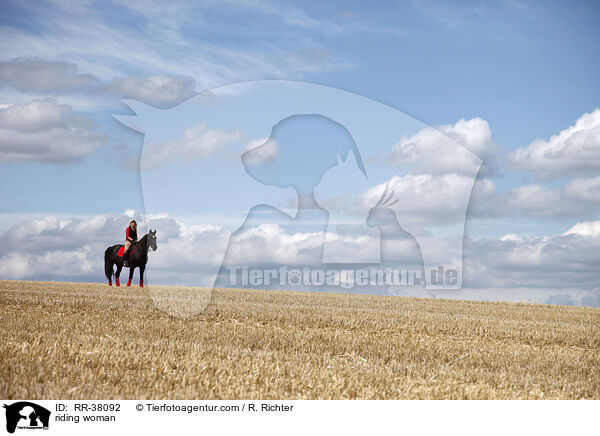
[0,280,598,399]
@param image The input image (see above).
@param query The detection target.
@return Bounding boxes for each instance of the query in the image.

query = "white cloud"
[104,75,197,108]
[321,228,380,263]
[562,221,600,238]
[384,113,599,222]
[0,212,227,285]
[543,291,600,307]
[150,222,231,285]
[0,99,70,131]
[494,184,562,217]
[141,121,242,168]
[0,1,349,94]
[492,176,600,218]
[318,174,489,282]
[0,57,97,92]
[439,117,497,162]
[0,253,29,279]
[388,117,493,175]
[356,174,494,226]
[318,162,493,227]
[0,214,126,280]
[499,233,522,242]
[242,137,280,165]
[223,224,324,267]
[464,230,600,292]
[223,222,442,271]
[562,176,600,204]
[508,108,600,178]
[316,161,493,273]
[0,99,104,162]
[1,212,599,306]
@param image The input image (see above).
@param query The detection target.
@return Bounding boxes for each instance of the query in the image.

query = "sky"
[0,0,599,308]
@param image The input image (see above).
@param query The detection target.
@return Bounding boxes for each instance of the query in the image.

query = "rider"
[123,219,138,267]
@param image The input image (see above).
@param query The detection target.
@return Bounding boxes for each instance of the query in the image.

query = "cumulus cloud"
[493,184,564,217]
[1,212,599,306]
[0,212,337,286]
[141,121,243,168]
[318,142,494,227]
[492,176,600,219]
[580,290,600,307]
[0,99,104,162]
[388,117,495,175]
[0,57,97,92]
[355,174,494,226]
[508,108,600,178]
[103,75,197,108]
[384,113,599,222]
[562,176,600,204]
[315,155,495,278]
[242,138,280,165]
[223,224,325,267]
[562,221,600,237]
[150,222,230,285]
[0,212,227,285]
[545,294,577,306]
[316,172,490,281]
[0,214,126,280]
[543,289,600,307]
[463,230,600,294]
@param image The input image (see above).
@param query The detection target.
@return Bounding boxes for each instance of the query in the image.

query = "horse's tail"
[104,246,114,285]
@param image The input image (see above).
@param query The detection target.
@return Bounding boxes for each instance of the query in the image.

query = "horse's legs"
[127,267,134,287]
[139,265,145,288]
[115,264,123,287]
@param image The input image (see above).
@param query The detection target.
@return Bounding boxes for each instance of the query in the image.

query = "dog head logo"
[3,402,50,433]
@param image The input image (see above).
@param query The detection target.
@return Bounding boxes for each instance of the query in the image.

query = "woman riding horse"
[105,228,157,287]
[123,219,138,267]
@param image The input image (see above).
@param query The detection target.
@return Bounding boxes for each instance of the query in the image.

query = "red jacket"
[126,226,138,242]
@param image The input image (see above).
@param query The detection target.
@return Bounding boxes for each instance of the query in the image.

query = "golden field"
[0,280,598,399]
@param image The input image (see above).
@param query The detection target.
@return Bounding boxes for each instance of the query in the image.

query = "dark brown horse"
[104,230,157,287]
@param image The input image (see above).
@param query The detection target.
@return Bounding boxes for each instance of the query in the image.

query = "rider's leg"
[123,240,132,266]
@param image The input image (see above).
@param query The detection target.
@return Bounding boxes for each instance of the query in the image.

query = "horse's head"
[148,229,157,251]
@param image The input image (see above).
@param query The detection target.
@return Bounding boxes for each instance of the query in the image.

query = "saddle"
[117,241,138,257]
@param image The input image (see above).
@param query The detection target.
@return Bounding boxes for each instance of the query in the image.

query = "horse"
[104,230,157,287]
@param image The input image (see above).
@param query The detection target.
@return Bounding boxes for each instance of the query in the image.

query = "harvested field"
[0,280,598,399]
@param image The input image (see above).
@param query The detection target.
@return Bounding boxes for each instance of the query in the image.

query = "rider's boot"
[123,249,130,267]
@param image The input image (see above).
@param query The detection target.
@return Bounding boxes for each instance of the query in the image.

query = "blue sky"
[0,0,599,307]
